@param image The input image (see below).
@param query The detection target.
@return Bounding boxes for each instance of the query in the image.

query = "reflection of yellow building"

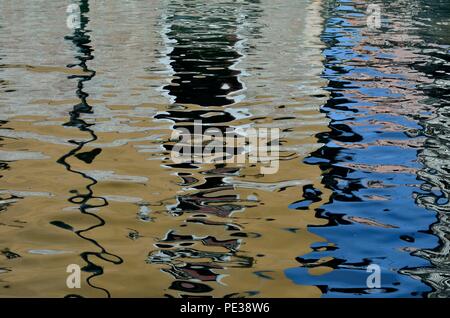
[0,0,330,297]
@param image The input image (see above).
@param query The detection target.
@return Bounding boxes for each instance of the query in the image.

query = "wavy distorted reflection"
[1,0,447,298]
[145,0,331,298]
[286,0,448,297]
[149,0,254,297]
[399,1,450,296]
[57,0,122,297]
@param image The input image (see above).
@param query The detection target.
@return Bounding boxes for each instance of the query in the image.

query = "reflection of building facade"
[286,0,449,297]
[148,0,330,297]
[0,0,329,297]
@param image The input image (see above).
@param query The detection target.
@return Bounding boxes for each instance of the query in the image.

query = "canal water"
[0,0,449,297]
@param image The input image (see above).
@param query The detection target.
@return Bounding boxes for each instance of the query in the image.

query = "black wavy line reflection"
[56,0,123,298]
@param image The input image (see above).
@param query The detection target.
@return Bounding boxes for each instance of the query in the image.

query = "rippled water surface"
[0,0,449,297]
